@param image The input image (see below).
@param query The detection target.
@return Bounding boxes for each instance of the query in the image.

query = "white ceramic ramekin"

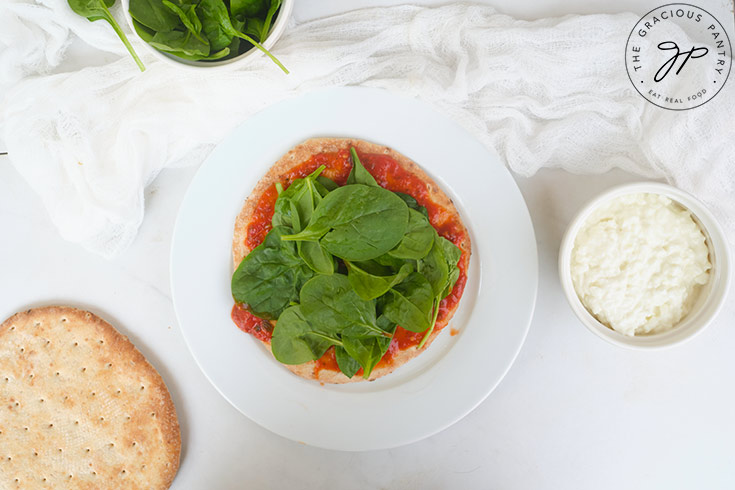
[559,182,731,349]
[120,0,293,70]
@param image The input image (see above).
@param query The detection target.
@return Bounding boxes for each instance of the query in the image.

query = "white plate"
[171,87,538,451]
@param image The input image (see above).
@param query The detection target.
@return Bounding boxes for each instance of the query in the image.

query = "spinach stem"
[236,32,288,74]
[102,4,145,72]
[260,3,277,41]
[361,323,393,338]
[280,235,318,242]
[417,298,441,349]
[307,332,342,346]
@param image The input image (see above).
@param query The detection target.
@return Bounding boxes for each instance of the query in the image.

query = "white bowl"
[120,0,293,70]
[558,182,731,349]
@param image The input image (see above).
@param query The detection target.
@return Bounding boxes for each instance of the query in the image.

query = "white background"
[1,1,734,489]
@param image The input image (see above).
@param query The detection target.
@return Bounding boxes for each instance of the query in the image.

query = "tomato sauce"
[232,149,469,373]
[231,302,273,342]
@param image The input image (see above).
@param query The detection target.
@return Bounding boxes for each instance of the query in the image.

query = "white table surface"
[1,1,734,489]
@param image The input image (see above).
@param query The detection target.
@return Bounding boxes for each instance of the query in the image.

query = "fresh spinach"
[231,226,314,319]
[241,17,265,39]
[342,335,390,379]
[162,0,207,43]
[272,166,324,231]
[316,176,338,194]
[197,0,288,72]
[346,260,413,301]
[128,0,287,70]
[387,208,435,260]
[346,148,378,187]
[129,0,180,32]
[271,306,334,365]
[260,0,281,41]
[271,166,334,274]
[382,272,435,333]
[394,191,429,218]
[231,0,266,18]
[335,346,360,378]
[197,0,233,52]
[68,0,145,71]
[298,241,334,275]
[416,235,462,348]
[299,275,388,339]
[149,29,209,57]
[417,236,449,298]
[282,185,409,262]
[438,236,462,297]
[372,252,409,270]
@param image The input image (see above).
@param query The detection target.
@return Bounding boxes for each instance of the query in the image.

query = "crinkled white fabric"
[1,2,733,257]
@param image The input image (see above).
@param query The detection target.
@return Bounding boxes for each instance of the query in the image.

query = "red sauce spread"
[231,303,272,342]
[232,149,469,373]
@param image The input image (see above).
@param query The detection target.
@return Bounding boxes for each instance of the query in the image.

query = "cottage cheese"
[570,193,711,336]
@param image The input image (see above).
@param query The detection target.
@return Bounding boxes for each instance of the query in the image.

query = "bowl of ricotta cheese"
[559,182,731,349]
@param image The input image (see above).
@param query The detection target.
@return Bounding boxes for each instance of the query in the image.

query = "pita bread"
[233,138,471,383]
[0,306,180,489]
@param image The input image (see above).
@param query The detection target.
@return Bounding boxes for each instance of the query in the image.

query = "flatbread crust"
[233,138,471,383]
[0,306,180,489]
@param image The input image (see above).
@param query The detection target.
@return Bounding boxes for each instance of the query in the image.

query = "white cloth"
[1,2,733,257]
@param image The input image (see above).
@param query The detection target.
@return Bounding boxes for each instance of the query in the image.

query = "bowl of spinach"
[120,0,291,72]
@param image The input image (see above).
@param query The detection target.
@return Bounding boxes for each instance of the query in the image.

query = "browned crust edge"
[0,306,182,489]
[232,138,471,384]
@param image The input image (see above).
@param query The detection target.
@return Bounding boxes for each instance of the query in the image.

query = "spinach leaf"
[162,0,207,43]
[271,306,335,365]
[231,0,266,18]
[387,208,435,260]
[335,346,361,378]
[299,275,388,338]
[241,17,265,39]
[155,45,231,61]
[282,185,409,262]
[417,297,441,350]
[226,17,245,55]
[394,191,429,217]
[417,236,449,298]
[272,166,324,231]
[197,0,234,52]
[341,315,395,378]
[260,0,281,41]
[372,252,408,270]
[376,313,398,332]
[342,335,391,379]
[298,241,333,275]
[416,237,462,349]
[129,0,180,32]
[271,167,334,273]
[132,18,155,42]
[185,4,202,33]
[438,236,462,297]
[382,272,435,333]
[149,30,210,57]
[315,175,338,195]
[346,260,413,301]
[346,148,378,187]
[231,226,314,319]
[69,0,145,71]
